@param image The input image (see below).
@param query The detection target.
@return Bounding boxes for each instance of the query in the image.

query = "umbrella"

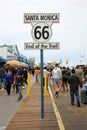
[6,60,21,66]
[20,62,28,67]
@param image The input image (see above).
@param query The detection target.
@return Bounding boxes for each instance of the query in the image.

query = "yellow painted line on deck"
[48,86,65,130]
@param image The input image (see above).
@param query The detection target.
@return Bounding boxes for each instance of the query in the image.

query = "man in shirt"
[68,69,80,107]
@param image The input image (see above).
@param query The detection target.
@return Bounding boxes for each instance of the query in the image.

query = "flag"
[65,57,68,64]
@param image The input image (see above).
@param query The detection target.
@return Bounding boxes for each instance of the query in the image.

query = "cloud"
[0,0,87,66]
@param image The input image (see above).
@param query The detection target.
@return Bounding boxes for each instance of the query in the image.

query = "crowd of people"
[32,63,86,107]
[0,64,28,101]
[0,62,87,106]
[49,63,87,107]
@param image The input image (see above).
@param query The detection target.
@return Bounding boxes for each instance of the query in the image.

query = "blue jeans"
[70,90,80,105]
[0,78,4,89]
[36,75,39,82]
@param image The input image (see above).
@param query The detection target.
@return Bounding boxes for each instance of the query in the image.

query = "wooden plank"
[6,84,59,130]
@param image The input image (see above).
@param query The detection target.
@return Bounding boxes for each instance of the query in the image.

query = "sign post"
[24,13,60,118]
[40,49,44,118]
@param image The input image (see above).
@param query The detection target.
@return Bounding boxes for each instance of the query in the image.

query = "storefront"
[0,44,31,66]
[0,57,8,66]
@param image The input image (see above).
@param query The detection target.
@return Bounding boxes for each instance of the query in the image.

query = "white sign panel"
[24,42,60,50]
[24,13,60,50]
[24,13,60,23]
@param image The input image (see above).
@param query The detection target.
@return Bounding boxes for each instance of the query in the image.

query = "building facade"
[0,44,30,64]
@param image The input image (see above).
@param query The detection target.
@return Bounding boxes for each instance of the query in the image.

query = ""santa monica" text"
[24,13,59,23]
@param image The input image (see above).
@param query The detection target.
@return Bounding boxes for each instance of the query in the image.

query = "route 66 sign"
[31,22,52,43]
[24,13,60,49]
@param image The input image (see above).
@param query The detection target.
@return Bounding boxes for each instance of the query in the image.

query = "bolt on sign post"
[24,13,60,118]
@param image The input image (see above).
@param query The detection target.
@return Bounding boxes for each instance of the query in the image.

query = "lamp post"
[80,54,84,64]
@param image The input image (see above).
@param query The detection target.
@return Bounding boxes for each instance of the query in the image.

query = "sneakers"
[71,102,80,107]
[54,91,58,98]
[77,102,80,107]
[66,88,68,91]
[71,103,74,105]
[18,95,23,101]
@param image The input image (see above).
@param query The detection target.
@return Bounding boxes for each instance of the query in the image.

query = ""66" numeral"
[32,22,52,43]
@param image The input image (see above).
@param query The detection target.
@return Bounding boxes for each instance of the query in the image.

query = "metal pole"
[40,49,44,118]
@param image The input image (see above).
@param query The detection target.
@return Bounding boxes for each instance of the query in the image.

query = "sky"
[0,0,87,67]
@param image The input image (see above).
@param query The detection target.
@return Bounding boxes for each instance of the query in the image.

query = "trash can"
[81,85,87,104]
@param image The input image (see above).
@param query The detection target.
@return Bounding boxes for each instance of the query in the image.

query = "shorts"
[54,78,62,85]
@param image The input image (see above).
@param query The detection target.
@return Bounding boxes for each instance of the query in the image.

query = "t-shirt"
[35,69,40,76]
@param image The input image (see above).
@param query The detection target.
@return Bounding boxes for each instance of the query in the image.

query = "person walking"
[43,66,49,89]
[16,72,23,101]
[23,67,28,85]
[4,68,13,96]
[68,69,81,107]
[52,63,62,97]
[61,67,69,91]
[83,67,87,84]
[10,67,16,92]
[0,65,5,89]
[15,67,23,93]
[34,66,40,82]
[75,66,83,87]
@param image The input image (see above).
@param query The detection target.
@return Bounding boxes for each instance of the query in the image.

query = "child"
[16,73,23,101]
